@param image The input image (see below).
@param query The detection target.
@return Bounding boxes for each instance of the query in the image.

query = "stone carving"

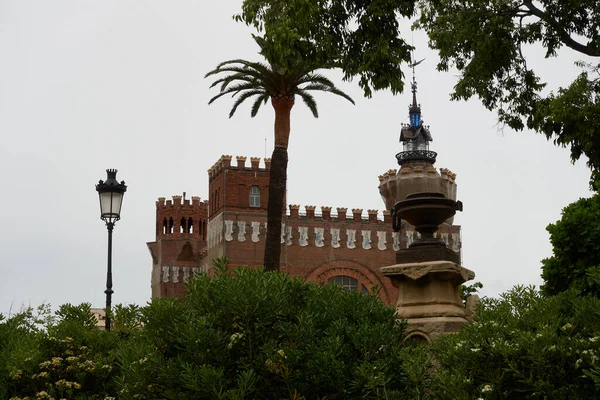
[298,226,308,246]
[392,232,400,252]
[286,225,292,246]
[314,227,325,247]
[377,231,387,250]
[441,232,449,246]
[361,230,372,250]
[346,229,356,249]
[183,267,190,283]
[224,220,234,241]
[281,223,286,244]
[193,267,200,277]
[406,230,414,248]
[237,221,246,242]
[452,233,460,252]
[331,228,340,248]
[162,266,170,283]
[171,266,179,283]
[208,214,224,249]
[251,221,261,243]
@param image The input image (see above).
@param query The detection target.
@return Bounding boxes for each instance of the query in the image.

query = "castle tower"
[205,155,273,264]
[147,193,208,298]
[379,67,474,341]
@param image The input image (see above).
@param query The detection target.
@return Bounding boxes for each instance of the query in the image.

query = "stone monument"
[379,69,475,341]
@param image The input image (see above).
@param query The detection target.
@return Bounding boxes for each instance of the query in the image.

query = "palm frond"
[300,83,355,104]
[208,73,255,91]
[229,89,268,118]
[297,73,335,87]
[208,82,264,105]
[251,94,271,117]
[298,92,319,118]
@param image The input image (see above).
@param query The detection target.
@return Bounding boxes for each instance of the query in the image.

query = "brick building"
[147,92,462,306]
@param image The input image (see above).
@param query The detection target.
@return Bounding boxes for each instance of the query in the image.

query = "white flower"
[481,384,493,393]
[471,347,481,352]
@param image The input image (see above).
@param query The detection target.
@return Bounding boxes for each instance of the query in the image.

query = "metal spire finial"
[409,57,425,109]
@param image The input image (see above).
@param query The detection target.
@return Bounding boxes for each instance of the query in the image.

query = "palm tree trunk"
[264,95,294,272]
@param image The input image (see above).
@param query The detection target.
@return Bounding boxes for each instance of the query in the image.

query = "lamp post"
[96,169,127,331]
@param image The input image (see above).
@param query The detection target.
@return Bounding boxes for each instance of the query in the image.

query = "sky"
[0,1,595,315]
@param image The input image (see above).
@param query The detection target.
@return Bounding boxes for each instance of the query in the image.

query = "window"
[328,275,369,293]
[249,186,260,207]
[328,276,358,292]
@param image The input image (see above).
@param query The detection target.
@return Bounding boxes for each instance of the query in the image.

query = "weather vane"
[409,55,425,94]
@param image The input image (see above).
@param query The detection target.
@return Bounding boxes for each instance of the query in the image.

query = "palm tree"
[206,52,354,272]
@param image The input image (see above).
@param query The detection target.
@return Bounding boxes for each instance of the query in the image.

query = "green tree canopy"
[416,0,600,186]
[236,0,417,97]
[541,193,600,296]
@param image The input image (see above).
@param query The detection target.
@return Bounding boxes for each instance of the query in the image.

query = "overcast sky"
[0,1,594,315]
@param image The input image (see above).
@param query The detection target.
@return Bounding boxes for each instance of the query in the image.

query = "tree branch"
[523,0,600,57]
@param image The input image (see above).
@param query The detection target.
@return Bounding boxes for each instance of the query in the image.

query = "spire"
[396,57,437,167]
[409,58,424,128]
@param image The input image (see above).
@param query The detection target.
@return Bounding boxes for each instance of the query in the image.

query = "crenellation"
[264,158,271,171]
[221,155,232,168]
[383,210,392,223]
[337,207,348,220]
[352,208,363,222]
[250,157,261,170]
[305,205,316,219]
[321,206,332,220]
[236,156,247,169]
[289,204,300,219]
[367,209,378,223]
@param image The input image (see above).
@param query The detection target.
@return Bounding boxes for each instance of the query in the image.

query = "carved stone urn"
[380,188,475,342]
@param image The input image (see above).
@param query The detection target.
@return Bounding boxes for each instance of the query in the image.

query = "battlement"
[156,194,206,208]
[378,166,457,183]
[208,155,271,180]
[155,193,209,240]
[286,205,391,224]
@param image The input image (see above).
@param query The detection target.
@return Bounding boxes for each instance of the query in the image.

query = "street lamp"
[96,169,127,331]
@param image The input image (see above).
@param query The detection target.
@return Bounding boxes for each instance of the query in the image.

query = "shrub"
[116,259,414,399]
[0,303,135,400]
[431,286,600,399]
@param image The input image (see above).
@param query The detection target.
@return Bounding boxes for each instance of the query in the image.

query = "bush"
[115,259,414,399]
[431,286,600,399]
[1,303,125,399]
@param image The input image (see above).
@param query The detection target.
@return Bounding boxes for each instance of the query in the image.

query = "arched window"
[327,275,368,293]
[249,186,260,207]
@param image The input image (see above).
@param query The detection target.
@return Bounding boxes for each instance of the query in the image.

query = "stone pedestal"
[381,260,475,341]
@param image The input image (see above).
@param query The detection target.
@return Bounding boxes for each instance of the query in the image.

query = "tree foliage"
[117,259,415,399]
[236,0,416,98]
[432,286,600,399]
[416,0,600,185]
[541,193,600,297]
